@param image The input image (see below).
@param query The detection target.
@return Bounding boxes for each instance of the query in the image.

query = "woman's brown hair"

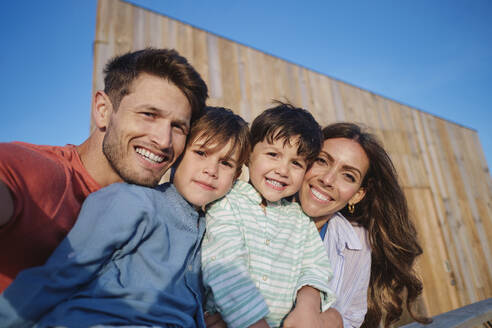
[322,122,432,327]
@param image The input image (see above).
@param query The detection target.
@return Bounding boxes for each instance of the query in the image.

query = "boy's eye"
[266,152,277,158]
[315,157,327,165]
[194,150,206,157]
[220,160,233,168]
[292,160,304,169]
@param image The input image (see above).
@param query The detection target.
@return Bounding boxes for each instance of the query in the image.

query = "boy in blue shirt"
[0,106,250,328]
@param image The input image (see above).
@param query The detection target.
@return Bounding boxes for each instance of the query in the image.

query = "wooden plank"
[405,187,460,315]
[217,37,241,111]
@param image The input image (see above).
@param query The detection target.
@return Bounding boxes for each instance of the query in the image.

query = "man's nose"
[151,123,172,150]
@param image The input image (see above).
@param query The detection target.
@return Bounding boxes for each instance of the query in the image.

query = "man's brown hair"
[103,48,208,121]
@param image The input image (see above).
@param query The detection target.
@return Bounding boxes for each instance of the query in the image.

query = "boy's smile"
[248,136,307,203]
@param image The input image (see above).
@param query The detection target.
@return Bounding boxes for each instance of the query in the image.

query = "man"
[0,48,208,292]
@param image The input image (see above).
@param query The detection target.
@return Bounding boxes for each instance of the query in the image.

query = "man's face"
[102,73,192,187]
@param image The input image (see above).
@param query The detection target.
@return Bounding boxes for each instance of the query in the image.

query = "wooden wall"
[92,0,492,322]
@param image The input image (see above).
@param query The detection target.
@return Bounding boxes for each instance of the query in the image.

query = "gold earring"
[348,203,355,214]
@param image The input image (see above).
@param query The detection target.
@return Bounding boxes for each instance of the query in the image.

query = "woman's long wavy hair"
[323,123,431,327]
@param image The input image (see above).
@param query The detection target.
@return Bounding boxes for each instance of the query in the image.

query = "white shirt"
[322,212,371,328]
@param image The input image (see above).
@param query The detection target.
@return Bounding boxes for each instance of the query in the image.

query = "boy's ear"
[234,167,243,180]
[92,91,113,130]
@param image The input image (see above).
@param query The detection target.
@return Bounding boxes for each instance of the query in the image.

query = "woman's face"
[299,137,369,220]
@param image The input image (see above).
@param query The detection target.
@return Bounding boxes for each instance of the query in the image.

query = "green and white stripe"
[202,180,335,328]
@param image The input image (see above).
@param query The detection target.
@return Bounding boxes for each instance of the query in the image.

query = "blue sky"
[1,0,491,169]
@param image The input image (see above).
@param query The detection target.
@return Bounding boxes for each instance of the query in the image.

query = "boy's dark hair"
[188,106,250,176]
[250,101,322,164]
[103,48,208,121]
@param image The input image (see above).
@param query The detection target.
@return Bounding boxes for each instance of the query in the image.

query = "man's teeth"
[267,179,285,188]
[311,187,329,201]
[136,148,164,163]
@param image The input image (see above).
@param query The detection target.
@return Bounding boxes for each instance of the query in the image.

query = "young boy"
[0,107,250,327]
[202,102,335,328]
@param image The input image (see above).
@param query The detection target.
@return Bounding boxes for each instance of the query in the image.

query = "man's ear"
[92,91,113,130]
[349,187,366,205]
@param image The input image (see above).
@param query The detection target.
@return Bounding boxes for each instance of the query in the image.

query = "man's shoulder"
[0,142,79,170]
[0,141,75,156]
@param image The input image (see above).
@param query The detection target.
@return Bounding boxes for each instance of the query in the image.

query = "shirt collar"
[156,182,200,223]
[233,180,283,207]
[331,212,362,251]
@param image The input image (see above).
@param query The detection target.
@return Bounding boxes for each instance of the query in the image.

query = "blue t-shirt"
[0,183,206,328]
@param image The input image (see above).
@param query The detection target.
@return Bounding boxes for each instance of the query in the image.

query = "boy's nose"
[275,161,289,177]
[204,162,218,177]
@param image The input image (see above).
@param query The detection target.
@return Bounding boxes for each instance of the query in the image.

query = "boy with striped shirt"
[202,102,335,328]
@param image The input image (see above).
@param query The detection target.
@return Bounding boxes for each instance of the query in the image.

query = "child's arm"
[202,197,270,328]
[283,285,324,327]
[288,214,336,325]
[0,184,155,326]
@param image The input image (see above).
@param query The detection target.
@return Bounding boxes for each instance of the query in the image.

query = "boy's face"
[173,136,239,208]
[248,136,307,202]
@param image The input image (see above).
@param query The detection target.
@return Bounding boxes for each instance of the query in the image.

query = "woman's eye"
[344,173,356,183]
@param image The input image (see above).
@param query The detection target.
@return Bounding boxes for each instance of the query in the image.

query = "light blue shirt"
[321,212,371,328]
[0,183,206,328]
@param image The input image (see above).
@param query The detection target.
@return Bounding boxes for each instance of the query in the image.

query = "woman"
[299,122,431,328]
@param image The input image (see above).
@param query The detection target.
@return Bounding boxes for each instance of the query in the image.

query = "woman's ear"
[349,187,366,205]
[92,91,113,130]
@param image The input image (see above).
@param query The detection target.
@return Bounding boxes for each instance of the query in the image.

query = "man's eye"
[171,123,186,134]
[142,112,156,118]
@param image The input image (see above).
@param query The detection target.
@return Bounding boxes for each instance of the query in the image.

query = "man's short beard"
[102,133,161,187]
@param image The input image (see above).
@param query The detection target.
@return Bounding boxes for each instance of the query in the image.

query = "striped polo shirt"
[202,180,335,328]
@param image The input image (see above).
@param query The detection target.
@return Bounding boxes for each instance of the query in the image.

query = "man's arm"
[0,181,14,227]
[0,184,154,325]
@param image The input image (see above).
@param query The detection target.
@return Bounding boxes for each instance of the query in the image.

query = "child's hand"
[283,285,324,328]
[204,312,227,328]
[283,305,324,328]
